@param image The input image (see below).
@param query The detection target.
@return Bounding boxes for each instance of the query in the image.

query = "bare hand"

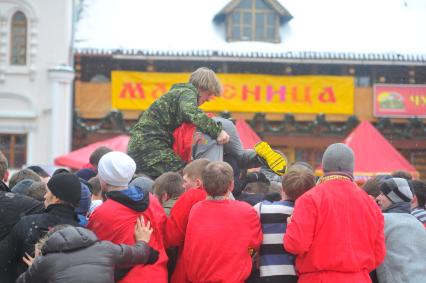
[287,215,292,225]
[134,216,153,243]
[216,130,230,145]
[23,249,39,267]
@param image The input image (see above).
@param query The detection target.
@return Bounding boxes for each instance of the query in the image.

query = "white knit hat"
[98,151,136,187]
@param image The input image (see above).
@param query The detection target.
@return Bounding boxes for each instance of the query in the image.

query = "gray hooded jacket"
[16,226,156,283]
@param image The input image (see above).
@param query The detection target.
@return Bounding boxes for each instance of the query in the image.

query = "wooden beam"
[262,134,426,150]
[262,135,342,148]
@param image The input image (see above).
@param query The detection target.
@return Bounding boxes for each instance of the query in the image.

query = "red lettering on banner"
[318,87,336,103]
[291,87,312,104]
[119,83,145,99]
[222,84,237,100]
[409,95,426,106]
[151,83,167,99]
[266,86,286,102]
[242,85,261,101]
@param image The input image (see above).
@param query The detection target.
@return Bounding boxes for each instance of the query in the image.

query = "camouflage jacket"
[128,83,222,151]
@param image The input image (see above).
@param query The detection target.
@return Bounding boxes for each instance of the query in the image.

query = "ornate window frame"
[0,0,37,81]
[10,10,28,66]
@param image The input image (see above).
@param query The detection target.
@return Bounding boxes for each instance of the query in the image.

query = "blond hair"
[189,67,222,96]
[183,158,210,180]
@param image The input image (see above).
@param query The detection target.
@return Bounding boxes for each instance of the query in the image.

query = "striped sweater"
[254,200,297,283]
[411,207,426,228]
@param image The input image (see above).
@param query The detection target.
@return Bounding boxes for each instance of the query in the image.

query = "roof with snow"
[74,0,426,64]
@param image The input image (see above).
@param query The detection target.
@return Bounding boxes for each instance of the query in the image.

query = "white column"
[47,65,75,163]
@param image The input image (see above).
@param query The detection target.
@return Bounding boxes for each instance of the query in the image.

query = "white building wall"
[0,0,74,167]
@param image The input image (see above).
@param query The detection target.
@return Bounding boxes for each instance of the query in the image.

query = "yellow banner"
[112,71,354,114]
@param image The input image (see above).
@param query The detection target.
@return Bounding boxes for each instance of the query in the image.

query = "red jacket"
[172,113,215,162]
[173,123,196,163]
[165,187,207,283]
[284,179,386,283]
[184,200,262,283]
[88,192,168,283]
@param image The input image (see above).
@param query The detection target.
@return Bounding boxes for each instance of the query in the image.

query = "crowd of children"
[0,142,425,283]
[1,66,425,282]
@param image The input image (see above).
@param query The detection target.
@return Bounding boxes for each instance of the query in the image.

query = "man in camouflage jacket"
[128,68,229,179]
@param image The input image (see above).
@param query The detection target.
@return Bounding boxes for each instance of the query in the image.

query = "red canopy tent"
[343,120,418,178]
[235,118,261,149]
[54,135,130,169]
[55,119,261,169]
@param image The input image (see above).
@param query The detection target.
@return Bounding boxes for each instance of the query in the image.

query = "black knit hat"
[27,165,50,178]
[241,172,270,190]
[47,172,81,206]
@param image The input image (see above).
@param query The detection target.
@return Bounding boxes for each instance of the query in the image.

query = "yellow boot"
[255,141,288,176]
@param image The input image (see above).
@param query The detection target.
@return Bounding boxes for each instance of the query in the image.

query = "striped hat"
[380,178,413,203]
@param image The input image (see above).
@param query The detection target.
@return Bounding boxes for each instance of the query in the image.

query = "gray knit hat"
[322,143,354,174]
[129,176,154,193]
[11,179,35,195]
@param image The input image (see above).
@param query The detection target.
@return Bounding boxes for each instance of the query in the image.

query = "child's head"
[362,175,391,199]
[27,181,48,202]
[153,172,184,204]
[9,168,41,190]
[281,166,315,201]
[129,174,154,193]
[263,181,282,202]
[88,176,102,197]
[182,158,210,190]
[89,146,113,169]
[391,170,412,181]
[242,172,270,194]
[202,161,234,197]
[409,180,426,209]
[36,224,73,255]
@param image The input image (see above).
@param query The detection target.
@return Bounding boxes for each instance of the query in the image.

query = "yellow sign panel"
[112,71,354,114]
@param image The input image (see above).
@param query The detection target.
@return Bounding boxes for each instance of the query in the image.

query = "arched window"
[10,11,27,66]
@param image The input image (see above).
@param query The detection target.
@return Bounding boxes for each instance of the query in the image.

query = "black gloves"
[147,247,159,264]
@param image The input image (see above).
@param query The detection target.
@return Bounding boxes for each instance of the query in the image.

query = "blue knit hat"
[75,168,96,182]
[75,181,92,215]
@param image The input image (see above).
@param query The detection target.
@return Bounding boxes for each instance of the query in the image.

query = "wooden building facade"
[72,0,426,178]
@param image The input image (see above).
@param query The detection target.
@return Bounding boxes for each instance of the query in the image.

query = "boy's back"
[88,193,168,283]
[254,200,297,283]
[184,199,262,283]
